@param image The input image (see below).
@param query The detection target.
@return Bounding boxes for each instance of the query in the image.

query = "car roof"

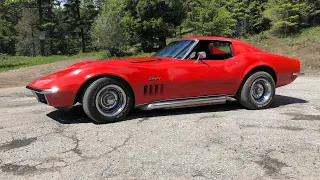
[177,36,243,43]
[177,36,265,55]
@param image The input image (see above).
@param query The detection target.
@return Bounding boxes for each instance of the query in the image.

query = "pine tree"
[264,0,312,36]
[15,8,40,56]
[62,0,86,53]
[94,0,128,55]
[184,0,235,36]
[225,0,270,36]
[0,2,21,55]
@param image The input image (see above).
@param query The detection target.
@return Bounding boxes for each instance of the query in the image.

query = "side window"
[207,41,233,60]
[186,40,233,60]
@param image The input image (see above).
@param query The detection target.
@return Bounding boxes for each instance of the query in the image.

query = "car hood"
[27,56,168,89]
[63,56,164,70]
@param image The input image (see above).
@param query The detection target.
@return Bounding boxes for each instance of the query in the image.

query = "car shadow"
[46,94,308,124]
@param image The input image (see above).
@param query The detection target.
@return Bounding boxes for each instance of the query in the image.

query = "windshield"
[153,40,196,59]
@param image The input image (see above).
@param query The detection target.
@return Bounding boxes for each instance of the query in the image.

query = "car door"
[171,40,243,98]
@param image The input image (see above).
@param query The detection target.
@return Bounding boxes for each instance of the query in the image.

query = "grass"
[0,51,106,72]
[0,51,154,72]
[241,26,320,47]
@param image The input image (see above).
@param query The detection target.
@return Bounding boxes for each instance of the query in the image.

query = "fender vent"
[144,84,164,96]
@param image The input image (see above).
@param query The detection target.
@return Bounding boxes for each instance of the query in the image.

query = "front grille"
[26,86,43,93]
[35,93,47,104]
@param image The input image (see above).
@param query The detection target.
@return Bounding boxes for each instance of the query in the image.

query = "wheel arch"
[236,65,277,96]
[74,74,135,106]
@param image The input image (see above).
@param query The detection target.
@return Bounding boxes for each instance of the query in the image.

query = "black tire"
[237,71,275,110]
[82,77,134,123]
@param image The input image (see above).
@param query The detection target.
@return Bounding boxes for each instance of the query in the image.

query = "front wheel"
[237,71,275,109]
[82,77,134,123]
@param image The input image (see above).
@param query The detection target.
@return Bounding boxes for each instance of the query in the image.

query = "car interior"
[188,40,233,60]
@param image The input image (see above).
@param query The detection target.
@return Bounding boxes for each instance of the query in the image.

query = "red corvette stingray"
[27,36,303,123]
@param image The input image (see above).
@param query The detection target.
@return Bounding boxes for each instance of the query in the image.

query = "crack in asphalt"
[65,133,133,169]
[107,135,132,154]
[196,114,218,122]
[239,124,308,132]
[192,169,210,179]
[239,124,260,129]
[70,134,82,156]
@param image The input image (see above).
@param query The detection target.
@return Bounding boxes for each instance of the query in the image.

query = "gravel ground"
[0,76,319,179]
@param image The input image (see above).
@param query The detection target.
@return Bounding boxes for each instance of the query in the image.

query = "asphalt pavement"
[0,76,319,180]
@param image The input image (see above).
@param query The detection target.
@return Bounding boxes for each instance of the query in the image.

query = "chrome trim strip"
[140,95,228,110]
[44,94,50,106]
[26,86,57,94]
[40,89,57,94]
[31,91,39,101]
[292,73,305,77]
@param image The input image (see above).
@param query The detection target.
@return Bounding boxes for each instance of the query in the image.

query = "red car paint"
[27,36,301,108]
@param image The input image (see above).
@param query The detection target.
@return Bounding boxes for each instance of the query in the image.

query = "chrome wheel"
[250,78,272,105]
[95,85,127,117]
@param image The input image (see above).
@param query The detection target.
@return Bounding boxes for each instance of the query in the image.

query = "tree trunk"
[75,0,86,53]
[37,0,45,56]
[47,0,53,55]
[31,27,36,57]
[159,36,166,49]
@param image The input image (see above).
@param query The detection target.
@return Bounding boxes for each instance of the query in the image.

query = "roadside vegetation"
[0,0,319,72]
[0,51,153,72]
[243,26,320,72]
[0,51,104,72]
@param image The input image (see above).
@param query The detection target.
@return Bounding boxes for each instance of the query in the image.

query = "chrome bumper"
[26,86,58,94]
[292,73,305,77]
[26,86,55,105]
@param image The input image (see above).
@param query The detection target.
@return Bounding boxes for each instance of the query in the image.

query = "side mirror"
[196,51,206,63]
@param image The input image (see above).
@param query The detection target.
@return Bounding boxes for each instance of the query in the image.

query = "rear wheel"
[82,77,133,123]
[238,71,275,109]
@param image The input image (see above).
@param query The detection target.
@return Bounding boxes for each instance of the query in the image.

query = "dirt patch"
[276,126,305,131]
[0,56,96,88]
[0,137,37,151]
[254,155,288,176]
[0,163,37,175]
[285,113,320,121]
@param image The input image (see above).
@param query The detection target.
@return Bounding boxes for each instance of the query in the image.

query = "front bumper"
[26,86,58,94]
[26,86,73,108]
[26,86,57,105]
